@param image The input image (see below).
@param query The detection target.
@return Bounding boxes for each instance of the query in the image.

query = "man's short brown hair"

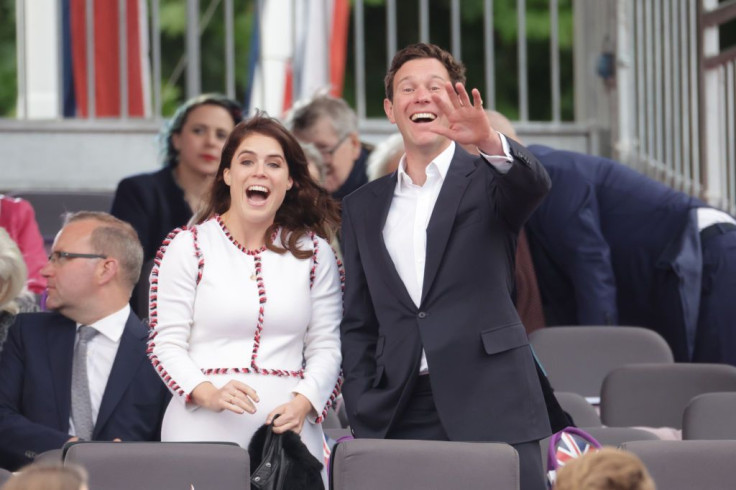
[64,211,144,291]
[384,43,467,102]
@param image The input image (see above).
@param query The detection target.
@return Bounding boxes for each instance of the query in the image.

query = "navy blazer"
[111,168,193,261]
[0,311,170,471]
[340,141,552,444]
[525,145,705,360]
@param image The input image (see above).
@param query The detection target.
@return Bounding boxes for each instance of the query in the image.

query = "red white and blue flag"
[554,430,597,467]
[246,0,349,117]
[63,0,151,117]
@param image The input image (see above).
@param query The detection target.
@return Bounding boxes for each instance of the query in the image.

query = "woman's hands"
[190,383,314,435]
[191,380,260,414]
[266,394,314,434]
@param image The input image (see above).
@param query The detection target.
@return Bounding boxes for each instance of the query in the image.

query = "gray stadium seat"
[331,439,519,490]
[621,440,736,490]
[530,326,674,400]
[62,441,249,490]
[554,391,602,427]
[682,392,736,440]
[600,363,736,428]
[324,427,352,441]
[581,426,660,446]
[0,467,12,486]
[10,190,114,244]
[33,448,63,465]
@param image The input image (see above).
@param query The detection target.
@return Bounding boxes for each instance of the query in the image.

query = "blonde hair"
[0,228,28,316]
[2,463,88,490]
[554,447,656,490]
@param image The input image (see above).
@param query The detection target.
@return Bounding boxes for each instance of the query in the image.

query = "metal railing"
[14,0,573,126]
[616,0,736,214]
[699,0,736,213]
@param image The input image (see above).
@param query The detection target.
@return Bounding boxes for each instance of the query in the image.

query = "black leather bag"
[248,419,324,490]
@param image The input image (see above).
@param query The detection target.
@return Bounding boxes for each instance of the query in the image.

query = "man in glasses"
[0,211,169,471]
[288,94,372,201]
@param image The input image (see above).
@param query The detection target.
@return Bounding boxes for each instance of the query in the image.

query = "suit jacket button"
[418,312,427,319]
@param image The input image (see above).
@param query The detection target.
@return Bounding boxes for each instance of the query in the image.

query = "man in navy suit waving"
[0,211,169,471]
[340,43,552,490]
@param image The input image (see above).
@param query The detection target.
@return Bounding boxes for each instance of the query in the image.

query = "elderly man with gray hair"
[287,94,372,200]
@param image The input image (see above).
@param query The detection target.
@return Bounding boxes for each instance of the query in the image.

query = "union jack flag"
[554,431,597,467]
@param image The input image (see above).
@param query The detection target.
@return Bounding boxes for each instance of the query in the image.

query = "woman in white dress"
[148,114,342,484]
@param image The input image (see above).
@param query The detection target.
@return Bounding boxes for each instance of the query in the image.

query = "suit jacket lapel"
[48,316,76,430]
[94,312,147,436]
[422,149,478,304]
[365,174,417,310]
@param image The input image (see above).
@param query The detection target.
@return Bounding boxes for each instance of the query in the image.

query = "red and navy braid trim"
[147,226,203,401]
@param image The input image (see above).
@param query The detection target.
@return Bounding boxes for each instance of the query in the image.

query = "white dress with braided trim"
[148,216,342,480]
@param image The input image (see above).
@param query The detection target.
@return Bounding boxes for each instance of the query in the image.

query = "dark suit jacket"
[0,311,170,471]
[340,140,552,444]
[111,167,192,261]
[525,145,705,360]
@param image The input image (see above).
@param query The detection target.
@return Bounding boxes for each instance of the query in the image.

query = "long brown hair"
[195,113,340,259]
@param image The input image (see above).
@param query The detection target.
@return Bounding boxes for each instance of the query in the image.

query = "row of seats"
[4,439,736,490]
[557,391,736,438]
[530,325,736,433]
[554,366,736,431]
[530,325,675,401]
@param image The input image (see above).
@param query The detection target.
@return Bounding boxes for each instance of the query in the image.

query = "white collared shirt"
[68,304,129,436]
[382,136,513,373]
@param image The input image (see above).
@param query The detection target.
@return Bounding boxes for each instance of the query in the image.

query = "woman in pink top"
[0,195,47,295]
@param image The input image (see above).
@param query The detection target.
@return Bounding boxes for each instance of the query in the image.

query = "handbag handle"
[251,416,290,490]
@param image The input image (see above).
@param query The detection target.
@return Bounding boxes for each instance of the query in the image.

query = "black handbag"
[248,418,324,490]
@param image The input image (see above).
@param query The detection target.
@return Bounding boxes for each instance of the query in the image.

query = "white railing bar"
[151,0,162,118]
[517,0,528,121]
[483,0,495,109]
[451,0,461,60]
[185,0,200,98]
[386,0,397,68]
[689,0,700,183]
[653,0,663,162]
[419,0,429,43]
[635,0,645,161]
[550,0,560,122]
[354,0,366,119]
[86,0,96,118]
[224,0,235,99]
[663,0,672,179]
[17,0,27,119]
[119,0,129,119]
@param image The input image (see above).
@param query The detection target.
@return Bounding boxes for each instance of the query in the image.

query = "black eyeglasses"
[48,251,108,264]
[317,133,350,159]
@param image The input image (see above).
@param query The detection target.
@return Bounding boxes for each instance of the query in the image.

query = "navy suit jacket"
[525,145,705,360]
[111,168,192,262]
[340,141,552,444]
[0,311,170,471]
